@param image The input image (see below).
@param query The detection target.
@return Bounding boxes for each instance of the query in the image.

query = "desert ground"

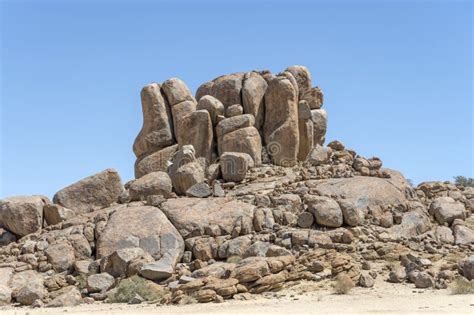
[1,279,472,315]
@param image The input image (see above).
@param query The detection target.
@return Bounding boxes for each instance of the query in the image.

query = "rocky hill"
[0,66,472,308]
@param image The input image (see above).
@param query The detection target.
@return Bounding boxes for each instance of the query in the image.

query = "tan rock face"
[96,206,184,271]
[221,127,262,166]
[264,76,299,166]
[53,169,124,213]
[176,110,213,161]
[197,95,224,126]
[242,72,267,130]
[220,152,254,182]
[133,83,174,158]
[134,144,178,179]
[311,109,327,146]
[168,145,205,195]
[128,171,173,201]
[161,78,196,106]
[0,195,49,237]
[285,65,312,97]
[160,197,255,239]
[297,100,314,161]
[208,73,244,109]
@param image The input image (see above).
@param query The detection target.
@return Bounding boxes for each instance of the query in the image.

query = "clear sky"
[0,0,472,198]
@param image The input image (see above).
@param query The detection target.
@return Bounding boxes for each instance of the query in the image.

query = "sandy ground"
[1,279,473,315]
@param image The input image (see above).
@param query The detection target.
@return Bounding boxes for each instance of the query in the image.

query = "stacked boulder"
[132,66,327,195]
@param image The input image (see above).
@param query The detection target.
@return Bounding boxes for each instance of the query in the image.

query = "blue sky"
[0,0,472,198]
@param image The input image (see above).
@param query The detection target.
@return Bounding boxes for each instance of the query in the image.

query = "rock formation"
[0,65,472,308]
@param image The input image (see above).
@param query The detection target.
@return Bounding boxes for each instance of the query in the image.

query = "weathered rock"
[338,200,364,227]
[310,109,327,145]
[226,104,243,117]
[197,95,225,126]
[161,77,196,106]
[461,256,474,280]
[9,270,45,306]
[0,228,16,246]
[207,73,244,109]
[160,197,255,239]
[53,169,124,213]
[307,176,408,212]
[176,110,213,161]
[297,100,314,161]
[297,212,315,228]
[43,204,75,226]
[186,182,212,198]
[216,114,255,140]
[134,144,178,178]
[435,226,454,244]
[0,285,12,306]
[168,145,205,195]
[429,197,465,225]
[305,144,329,166]
[359,273,375,288]
[389,210,431,238]
[453,225,474,245]
[388,267,406,283]
[128,171,172,201]
[133,83,174,158]
[96,206,185,279]
[264,76,299,166]
[47,286,82,307]
[45,242,76,272]
[301,87,323,109]
[253,208,275,231]
[104,248,148,278]
[169,100,196,141]
[413,272,434,288]
[242,72,267,129]
[220,152,254,182]
[306,196,343,227]
[221,127,262,166]
[230,258,270,283]
[0,195,48,236]
[218,236,252,259]
[87,273,115,293]
[285,65,312,96]
[140,255,177,281]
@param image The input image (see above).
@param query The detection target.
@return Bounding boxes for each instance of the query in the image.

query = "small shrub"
[333,274,354,295]
[108,275,168,303]
[450,277,474,295]
[226,255,242,264]
[75,274,87,290]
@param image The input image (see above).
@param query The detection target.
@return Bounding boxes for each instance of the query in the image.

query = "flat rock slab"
[160,197,255,239]
[306,176,408,210]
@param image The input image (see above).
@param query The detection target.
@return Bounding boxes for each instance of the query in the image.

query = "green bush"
[108,275,168,303]
[450,277,474,295]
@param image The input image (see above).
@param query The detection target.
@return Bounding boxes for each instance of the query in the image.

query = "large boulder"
[43,204,75,226]
[216,114,255,154]
[0,195,49,237]
[53,169,124,213]
[134,144,178,179]
[264,76,299,166]
[429,197,465,225]
[45,241,76,272]
[128,171,172,201]
[389,210,431,238]
[161,77,196,106]
[96,206,184,276]
[9,270,45,306]
[306,196,343,227]
[197,95,225,126]
[242,72,267,130]
[454,225,474,245]
[297,100,314,161]
[221,127,262,166]
[198,73,244,109]
[301,86,324,109]
[132,83,174,158]
[176,110,213,161]
[168,145,205,195]
[220,152,254,182]
[160,197,255,239]
[310,109,327,145]
[306,176,408,212]
[285,65,312,97]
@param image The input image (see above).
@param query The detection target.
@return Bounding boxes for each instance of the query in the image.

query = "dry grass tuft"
[450,277,474,295]
[332,274,355,295]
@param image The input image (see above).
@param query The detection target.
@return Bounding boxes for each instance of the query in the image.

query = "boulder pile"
[0,66,472,308]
